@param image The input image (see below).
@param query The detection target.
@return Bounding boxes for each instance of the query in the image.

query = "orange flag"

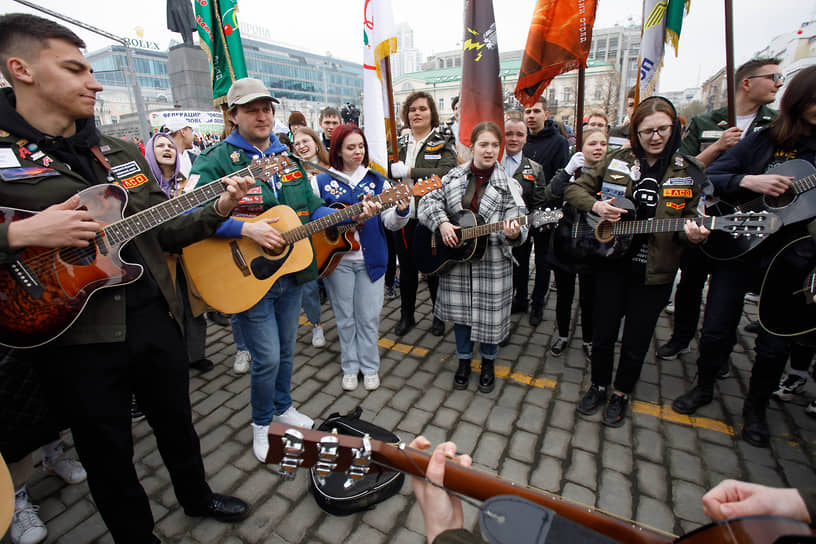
[514,0,599,108]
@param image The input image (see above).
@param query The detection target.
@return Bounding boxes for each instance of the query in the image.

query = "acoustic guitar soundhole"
[765,189,795,209]
[595,222,615,243]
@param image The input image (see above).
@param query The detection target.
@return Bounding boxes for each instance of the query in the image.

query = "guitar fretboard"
[793,172,816,195]
[459,215,530,241]
[606,215,714,236]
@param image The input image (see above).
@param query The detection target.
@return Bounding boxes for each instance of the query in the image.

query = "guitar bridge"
[9,257,44,299]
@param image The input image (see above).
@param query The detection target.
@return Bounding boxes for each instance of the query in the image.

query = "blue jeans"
[234,274,303,426]
[324,261,383,376]
[453,324,498,360]
[230,314,247,351]
[301,279,321,326]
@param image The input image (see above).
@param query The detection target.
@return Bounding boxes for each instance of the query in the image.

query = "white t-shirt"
[736,113,758,138]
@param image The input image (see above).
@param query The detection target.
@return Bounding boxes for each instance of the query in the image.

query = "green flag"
[666,0,690,56]
[195,0,248,106]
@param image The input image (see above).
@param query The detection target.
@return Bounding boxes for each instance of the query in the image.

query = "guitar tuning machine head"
[278,428,305,481]
[314,435,340,485]
[347,434,372,481]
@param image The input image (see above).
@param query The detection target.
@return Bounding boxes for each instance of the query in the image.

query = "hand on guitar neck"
[409,436,472,543]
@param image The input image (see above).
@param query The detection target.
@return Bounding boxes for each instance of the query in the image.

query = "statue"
[167,0,196,46]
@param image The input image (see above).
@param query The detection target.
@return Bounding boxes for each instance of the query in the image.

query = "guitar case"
[309,407,404,515]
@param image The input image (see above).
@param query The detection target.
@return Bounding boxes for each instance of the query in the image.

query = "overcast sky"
[2,0,813,92]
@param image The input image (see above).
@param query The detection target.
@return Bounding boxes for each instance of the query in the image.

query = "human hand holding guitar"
[409,436,471,544]
[241,217,286,251]
[684,218,710,244]
[7,194,101,249]
[739,174,793,197]
[215,175,255,216]
[503,218,521,239]
[702,479,811,524]
[438,221,461,248]
[592,197,628,222]
[352,197,381,222]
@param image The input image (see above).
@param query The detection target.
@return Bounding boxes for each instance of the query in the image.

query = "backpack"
[309,407,405,515]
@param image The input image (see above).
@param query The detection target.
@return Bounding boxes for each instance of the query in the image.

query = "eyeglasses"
[747,73,785,83]
[637,124,672,138]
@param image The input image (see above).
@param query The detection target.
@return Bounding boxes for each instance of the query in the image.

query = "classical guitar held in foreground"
[265,424,816,544]
[0,155,292,349]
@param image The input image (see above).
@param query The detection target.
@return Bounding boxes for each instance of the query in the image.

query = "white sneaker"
[363,374,380,391]
[311,325,326,348]
[42,455,87,484]
[664,302,675,314]
[342,373,358,390]
[11,499,47,544]
[274,406,313,428]
[233,350,251,374]
[251,423,269,463]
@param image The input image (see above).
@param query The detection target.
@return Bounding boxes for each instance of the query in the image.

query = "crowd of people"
[1,11,815,544]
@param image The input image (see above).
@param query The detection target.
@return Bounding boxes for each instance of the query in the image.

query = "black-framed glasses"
[747,73,785,83]
[637,124,672,138]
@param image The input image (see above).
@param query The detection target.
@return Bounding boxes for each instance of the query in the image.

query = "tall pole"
[724,0,737,126]
[12,0,151,141]
[576,66,585,148]
[382,57,399,163]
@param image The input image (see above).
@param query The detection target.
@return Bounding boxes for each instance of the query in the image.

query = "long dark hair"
[769,65,816,152]
[328,123,369,170]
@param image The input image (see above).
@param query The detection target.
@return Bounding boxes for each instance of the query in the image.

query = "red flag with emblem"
[514,0,599,108]
[458,0,504,149]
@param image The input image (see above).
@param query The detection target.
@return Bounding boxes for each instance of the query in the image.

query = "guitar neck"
[792,171,816,195]
[459,215,529,241]
[380,445,673,544]
[608,215,718,236]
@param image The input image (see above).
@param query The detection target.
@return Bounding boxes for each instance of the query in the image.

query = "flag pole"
[576,66,585,148]
[382,57,399,163]
[724,0,736,126]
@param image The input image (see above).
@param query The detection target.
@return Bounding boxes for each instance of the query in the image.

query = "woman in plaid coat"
[418,122,527,393]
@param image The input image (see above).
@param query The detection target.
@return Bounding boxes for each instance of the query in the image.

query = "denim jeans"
[453,324,498,360]
[324,260,383,376]
[230,314,247,351]
[234,274,303,426]
[301,279,321,326]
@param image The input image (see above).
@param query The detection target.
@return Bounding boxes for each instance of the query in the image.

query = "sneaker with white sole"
[772,373,808,401]
[275,406,313,428]
[342,373,358,390]
[11,494,47,544]
[363,374,380,391]
[251,423,269,463]
[42,455,87,484]
[311,325,326,348]
[233,350,251,374]
[806,400,816,417]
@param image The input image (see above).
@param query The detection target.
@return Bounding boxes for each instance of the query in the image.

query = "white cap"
[165,117,192,133]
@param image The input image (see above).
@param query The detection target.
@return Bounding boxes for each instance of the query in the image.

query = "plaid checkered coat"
[418,162,527,344]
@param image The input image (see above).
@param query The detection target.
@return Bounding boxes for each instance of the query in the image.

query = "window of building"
[562,87,572,102]
[439,97,445,111]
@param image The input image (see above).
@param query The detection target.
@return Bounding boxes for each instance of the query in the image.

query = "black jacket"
[522,119,569,181]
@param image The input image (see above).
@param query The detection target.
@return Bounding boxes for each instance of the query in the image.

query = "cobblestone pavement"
[8,280,816,544]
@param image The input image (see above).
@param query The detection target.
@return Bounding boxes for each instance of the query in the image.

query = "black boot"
[742,398,770,447]
[478,359,495,393]
[431,317,445,336]
[394,314,416,336]
[454,359,471,390]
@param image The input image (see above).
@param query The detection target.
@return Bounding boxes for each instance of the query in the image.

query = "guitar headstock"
[252,155,294,181]
[530,208,564,228]
[413,175,443,196]
[266,423,392,480]
[716,211,782,238]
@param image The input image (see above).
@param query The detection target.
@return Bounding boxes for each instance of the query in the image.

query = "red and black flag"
[459,0,504,149]
[514,0,599,108]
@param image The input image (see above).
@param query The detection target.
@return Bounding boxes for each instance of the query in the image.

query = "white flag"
[638,0,668,98]
[363,0,398,175]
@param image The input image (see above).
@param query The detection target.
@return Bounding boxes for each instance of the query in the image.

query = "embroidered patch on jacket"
[663,177,693,186]
[663,188,692,198]
[522,173,534,181]
[424,154,441,160]
[280,170,303,182]
[111,161,140,179]
[297,210,309,217]
[666,201,685,209]
[425,143,444,152]
[608,159,630,174]
[120,173,149,189]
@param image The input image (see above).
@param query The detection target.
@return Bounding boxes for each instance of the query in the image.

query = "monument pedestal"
[167,44,213,110]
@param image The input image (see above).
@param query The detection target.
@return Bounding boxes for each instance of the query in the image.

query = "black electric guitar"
[570,197,780,260]
[758,235,816,338]
[0,155,292,349]
[264,423,816,544]
[414,208,563,276]
[702,159,816,260]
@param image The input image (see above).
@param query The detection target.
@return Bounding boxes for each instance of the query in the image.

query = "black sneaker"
[577,384,607,415]
[550,337,568,356]
[741,401,769,448]
[743,320,762,334]
[131,396,145,422]
[656,337,691,360]
[716,361,731,379]
[671,385,713,415]
[603,393,629,427]
[581,342,592,362]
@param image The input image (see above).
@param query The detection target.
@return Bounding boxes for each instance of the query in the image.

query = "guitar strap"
[681,154,713,200]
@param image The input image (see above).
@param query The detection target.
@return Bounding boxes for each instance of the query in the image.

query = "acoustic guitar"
[0,155,292,349]
[414,208,564,276]
[183,179,430,314]
[265,424,816,544]
[568,197,780,260]
[701,159,816,261]
[758,235,816,339]
[312,176,442,279]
